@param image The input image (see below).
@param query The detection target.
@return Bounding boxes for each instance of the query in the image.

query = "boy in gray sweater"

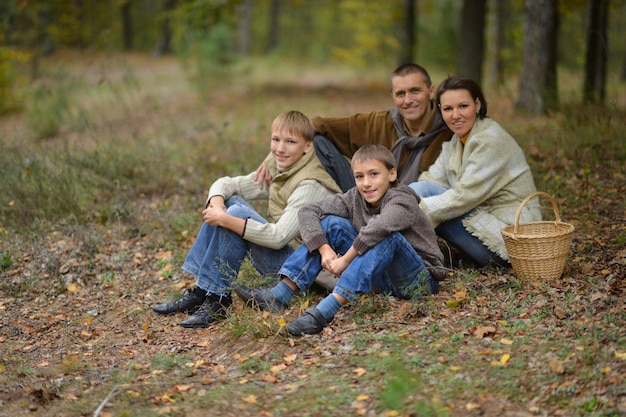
[236,144,445,336]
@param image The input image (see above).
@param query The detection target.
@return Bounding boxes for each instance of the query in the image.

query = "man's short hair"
[391,63,432,88]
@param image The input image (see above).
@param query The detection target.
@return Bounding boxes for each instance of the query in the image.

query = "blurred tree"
[583,0,608,104]
[267,0,280,53]
[485,0,509,91]
[517,0,559,114]
[238,0,252,56]
[154,0,176,56]
[457,0,486,83]
[120,0,133,51]
[332,0,402,67]
[397,0,417,65]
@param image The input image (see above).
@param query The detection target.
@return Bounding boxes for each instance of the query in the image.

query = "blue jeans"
[182,196,293,296]
[278,216,437,302]
[409,180,508,267]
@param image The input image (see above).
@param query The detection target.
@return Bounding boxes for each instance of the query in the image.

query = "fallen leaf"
[353,367,367,377]
[473,325,497,339]
[500,354,510,364]
[283,354,297,363]
[242,394,257,404]
[174,384,193,393]
[466,402,481,410]
[549,357,564,374]
[500,338,514,345]
[270,363,287,373]
[261,374,277,383]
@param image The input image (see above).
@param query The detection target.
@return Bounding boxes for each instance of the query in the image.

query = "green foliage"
[150,353,190,371]
[171,1,240,99]
[26,83,72,139]
[379,363,448,416]
[0,47,29,115]
[0,253,13,271]
[331,1,402,67]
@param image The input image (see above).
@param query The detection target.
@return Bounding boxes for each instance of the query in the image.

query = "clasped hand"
[319,245,348,277]
[202,202,226,226]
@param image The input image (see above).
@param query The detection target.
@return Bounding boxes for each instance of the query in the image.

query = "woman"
[410,75,541,267]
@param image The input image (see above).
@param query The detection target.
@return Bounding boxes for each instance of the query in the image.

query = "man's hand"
[253,151,274,188]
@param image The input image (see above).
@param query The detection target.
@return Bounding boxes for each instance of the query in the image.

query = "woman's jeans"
[182,196,293,296]
[278,216,437,303]
[409,180,508,267]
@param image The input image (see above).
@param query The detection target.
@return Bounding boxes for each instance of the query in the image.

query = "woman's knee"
[409,180,446,198]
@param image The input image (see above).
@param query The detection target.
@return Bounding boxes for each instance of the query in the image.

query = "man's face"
[391,72,434,123]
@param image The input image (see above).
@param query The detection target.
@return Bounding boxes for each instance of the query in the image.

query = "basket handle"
[513,191,562,234]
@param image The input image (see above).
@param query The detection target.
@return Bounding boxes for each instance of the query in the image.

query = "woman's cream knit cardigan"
[418,118,542,260]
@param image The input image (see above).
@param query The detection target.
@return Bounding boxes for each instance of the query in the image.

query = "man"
[256,63,452,192]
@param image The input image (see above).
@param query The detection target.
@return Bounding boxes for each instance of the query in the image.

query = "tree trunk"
[153,0,176,56]
[398,0,417,65]
[238,0,252,56]
[267,0,280,53]
[485,0,508,91]
[457,0,486,84]
[121,0,133,51]
[583,0,609,104]
[516,0,559,114]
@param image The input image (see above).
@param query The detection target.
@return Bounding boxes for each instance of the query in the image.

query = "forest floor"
[0,52,624,417]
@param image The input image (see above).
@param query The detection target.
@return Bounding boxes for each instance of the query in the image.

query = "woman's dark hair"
[435,75,488,119]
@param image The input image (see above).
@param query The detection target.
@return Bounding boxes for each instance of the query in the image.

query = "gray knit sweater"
[298,183,446,281]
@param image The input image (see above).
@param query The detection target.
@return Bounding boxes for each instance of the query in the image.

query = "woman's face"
[438,89,481,138]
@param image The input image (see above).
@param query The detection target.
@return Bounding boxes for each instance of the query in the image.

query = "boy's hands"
[202,204,226,226]
[319,244,355,277]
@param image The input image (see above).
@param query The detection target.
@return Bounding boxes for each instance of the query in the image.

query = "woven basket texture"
[501,192,575,280]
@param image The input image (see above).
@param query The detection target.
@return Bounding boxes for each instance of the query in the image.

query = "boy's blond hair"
[351,144,397,172]
[271,110,315,142]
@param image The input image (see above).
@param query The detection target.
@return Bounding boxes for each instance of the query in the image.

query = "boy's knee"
[226,204,250,219]
[321,215,351,228]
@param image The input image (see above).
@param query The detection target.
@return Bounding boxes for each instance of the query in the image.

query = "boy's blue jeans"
[278,216,437,302]
[409,180,508,267]
[182,196,293,296]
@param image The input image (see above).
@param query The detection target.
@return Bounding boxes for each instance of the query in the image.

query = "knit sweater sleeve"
[243,179,337,250]
[298,192,352,252]
[206,172,268,206]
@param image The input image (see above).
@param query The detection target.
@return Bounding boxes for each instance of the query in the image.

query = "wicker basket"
[501,192,575,280]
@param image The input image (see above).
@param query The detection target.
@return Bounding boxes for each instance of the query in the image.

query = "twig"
[93,386,120,417]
